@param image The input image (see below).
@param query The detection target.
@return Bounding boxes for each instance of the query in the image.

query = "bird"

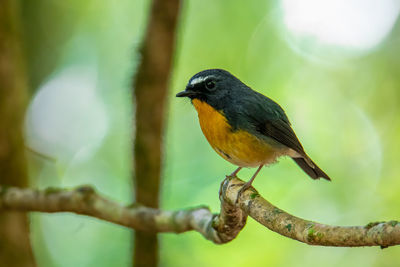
[176,69,331,199]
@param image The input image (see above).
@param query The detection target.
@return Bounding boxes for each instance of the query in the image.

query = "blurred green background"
[23,0,400,266]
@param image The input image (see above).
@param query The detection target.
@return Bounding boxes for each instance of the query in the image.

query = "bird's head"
[176,69,244,107]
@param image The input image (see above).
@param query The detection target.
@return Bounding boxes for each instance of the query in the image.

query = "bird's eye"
[205,80,216,90]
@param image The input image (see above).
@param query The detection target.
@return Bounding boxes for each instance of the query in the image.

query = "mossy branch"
[0,177,399,248]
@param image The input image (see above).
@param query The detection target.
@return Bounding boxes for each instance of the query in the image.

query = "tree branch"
[132,0,181,264]
[0,1,36,265]
[0,177,399,248]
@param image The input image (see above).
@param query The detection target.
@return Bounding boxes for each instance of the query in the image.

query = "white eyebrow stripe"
[190,75,214,86]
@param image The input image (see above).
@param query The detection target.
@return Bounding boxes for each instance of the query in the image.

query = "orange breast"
[192,99,283,167]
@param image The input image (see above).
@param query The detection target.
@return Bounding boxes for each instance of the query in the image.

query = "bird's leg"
[229,167,242,178]
[220,167,243,199]
[235,165,263,204]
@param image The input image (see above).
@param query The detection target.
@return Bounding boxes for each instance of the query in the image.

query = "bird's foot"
[234,165,262,204]
[235,181,252,205]
[219,176,229,200]
[220,167,243,201]
[226,174,235,180]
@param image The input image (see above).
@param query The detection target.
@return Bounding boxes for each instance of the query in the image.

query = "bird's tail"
[292,156,331,181]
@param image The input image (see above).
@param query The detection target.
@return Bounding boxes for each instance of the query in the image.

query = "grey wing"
[256,117,306,156]
[237,92,306,156]
[231,90,331,181]
[241,93,331,181]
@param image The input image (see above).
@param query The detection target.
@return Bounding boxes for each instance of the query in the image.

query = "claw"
[235,182,252,204]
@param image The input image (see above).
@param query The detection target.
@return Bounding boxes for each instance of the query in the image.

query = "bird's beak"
[176,88,196,98]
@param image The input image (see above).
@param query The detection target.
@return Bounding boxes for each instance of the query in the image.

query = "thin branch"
[228,178,400,248]
[0,177,399,248]
[0,185,233,243]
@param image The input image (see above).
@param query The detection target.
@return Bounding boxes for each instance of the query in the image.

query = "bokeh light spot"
[280,0,400,61]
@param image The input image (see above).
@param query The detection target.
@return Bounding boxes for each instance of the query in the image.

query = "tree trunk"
[132,0,181,266]
[0,1,36,266]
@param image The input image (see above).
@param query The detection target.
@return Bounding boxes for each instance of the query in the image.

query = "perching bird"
[176,69,330,197]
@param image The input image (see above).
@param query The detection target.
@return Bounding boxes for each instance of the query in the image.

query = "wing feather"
[234,91,306,156]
